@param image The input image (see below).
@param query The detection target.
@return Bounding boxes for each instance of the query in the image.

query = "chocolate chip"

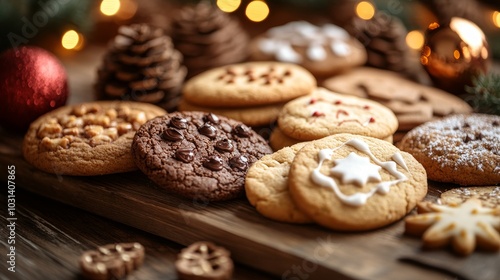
[229,155,248,171]
[176,148,195,163]
[163,128,184,141]
[203,113,220,124]
[493,121,499,126]
[464,134,474,143]
[203,156,224,171]
[199,123,217,138]
[170,116,188,129]
[215,139,234,152]
[233,124,250,138]
[463,122,471,128]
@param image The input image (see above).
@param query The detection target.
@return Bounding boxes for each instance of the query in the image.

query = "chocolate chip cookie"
[132,112,272,201]
[22,101,166,176]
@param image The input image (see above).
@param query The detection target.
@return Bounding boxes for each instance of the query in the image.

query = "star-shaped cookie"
[405,198,500,256]
[330,152,381,186]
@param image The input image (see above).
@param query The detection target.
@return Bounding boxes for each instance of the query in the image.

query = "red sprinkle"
[369,117,375,123]
[312,111,325,117]
[363,105,370,110]
[334,100,342,105]
[309,98,317,104]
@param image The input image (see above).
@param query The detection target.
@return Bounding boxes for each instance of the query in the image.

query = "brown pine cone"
[96,23,187,112]
[171,2,249,78]
[419,0,487,29]
[347,12,411,73]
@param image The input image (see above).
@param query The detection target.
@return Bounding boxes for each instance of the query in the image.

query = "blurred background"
[1,0,499,58]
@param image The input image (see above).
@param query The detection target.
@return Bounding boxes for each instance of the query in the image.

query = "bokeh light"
[356,1,375,20]
[493,11,500,28]
[217,0,241,13]
[100,0,121,16]
[61,30,83,50]
[406,30,425,50]
[245,0,269,22]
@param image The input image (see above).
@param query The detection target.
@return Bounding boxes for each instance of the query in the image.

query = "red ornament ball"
[0,46,68,132]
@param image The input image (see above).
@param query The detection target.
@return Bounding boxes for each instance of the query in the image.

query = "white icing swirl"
[311,139,409,206]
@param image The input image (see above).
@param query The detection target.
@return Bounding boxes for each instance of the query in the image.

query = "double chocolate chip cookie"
[132,112,272,201]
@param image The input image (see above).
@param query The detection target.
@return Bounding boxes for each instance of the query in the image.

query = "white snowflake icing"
[331,152,381,186]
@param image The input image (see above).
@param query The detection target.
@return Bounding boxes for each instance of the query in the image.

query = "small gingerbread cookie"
[22,101,166,176]
[440,186,500,209]
[132,112,272,201]
[278,88,398,141]
[323,67,472,131]
[178,99,284,127]
[245,142,312,223]
[175,241,233,280]
[182,62,316,108]
[249,21,367,77]
[398,114,500,186]
[288,133,427,231]
[405,199,500,256]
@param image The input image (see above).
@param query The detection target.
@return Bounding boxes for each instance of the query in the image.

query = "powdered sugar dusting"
[404,114,500,173]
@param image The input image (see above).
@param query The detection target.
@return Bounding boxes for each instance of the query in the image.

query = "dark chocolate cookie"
[132,111,272,201]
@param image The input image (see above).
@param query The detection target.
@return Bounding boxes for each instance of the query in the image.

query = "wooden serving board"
[1,132,499,280]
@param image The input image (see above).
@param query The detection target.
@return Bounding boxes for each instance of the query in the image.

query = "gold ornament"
[421,17,491,94]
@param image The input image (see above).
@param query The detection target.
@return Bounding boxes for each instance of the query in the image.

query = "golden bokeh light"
[61,30,83,50]
[405,30,425,50]
[217,0,241,13]
[356,1,375,20]
[100,0,121,16]
[493,11,500,28]
[245,0,269,22]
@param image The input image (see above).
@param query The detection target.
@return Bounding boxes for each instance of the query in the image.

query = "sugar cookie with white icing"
[288,133,427,231]
[249,21,367,77]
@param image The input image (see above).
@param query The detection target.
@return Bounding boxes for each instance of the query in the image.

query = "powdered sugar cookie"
[245,142,312,223]
[398,114,500,186]
[249,21,366,77]
[288,133,427,231]
[278,88,398,141]
[405,199,500,256]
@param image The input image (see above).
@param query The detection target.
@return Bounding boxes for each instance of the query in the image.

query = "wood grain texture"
[1,131,499,280]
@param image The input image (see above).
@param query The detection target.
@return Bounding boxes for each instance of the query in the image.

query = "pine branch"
[465,73,500,115]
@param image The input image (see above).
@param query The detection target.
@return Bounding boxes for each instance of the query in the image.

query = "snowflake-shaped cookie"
[405,198,500,256]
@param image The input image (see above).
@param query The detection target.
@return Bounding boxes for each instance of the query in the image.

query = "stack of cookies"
[323,67,473,140]
[178,61,317,128]
[270,87,398,151]
[246,133,428,231]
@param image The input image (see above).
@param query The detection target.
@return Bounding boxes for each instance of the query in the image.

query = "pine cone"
[96,23,187,112]
[347,12,411,73]
[419,0,487,29]
[171,2,249,78]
